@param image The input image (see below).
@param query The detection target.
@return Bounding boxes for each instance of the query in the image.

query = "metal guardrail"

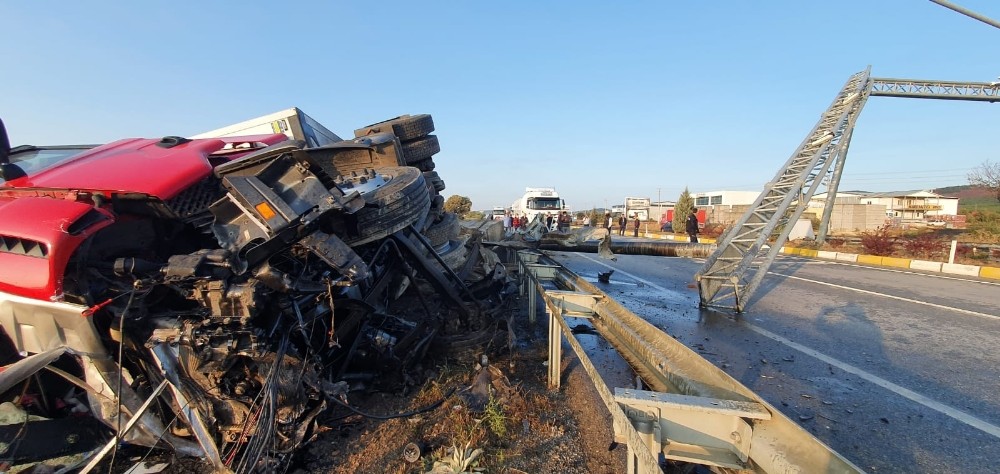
[517,250,863,473]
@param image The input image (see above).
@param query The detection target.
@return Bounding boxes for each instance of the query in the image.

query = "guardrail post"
[547,302,561,390]
[949,239,957,264]
[518,257,526,297]
[528,278,538,325]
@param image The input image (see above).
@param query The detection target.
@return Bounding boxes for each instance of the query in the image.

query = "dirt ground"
[297,299,626,474]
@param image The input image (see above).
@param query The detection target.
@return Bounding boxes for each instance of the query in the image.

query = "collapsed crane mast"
[697,69,999,312]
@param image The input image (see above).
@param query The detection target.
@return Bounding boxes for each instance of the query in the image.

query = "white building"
[692,190,761,207]
[811,190,959,221]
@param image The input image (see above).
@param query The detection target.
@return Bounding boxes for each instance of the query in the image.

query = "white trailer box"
[193,107,342,148]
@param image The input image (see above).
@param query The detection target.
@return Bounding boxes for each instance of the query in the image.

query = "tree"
[673,187,695,233]
[443,195,472,216]
[968,160,1000,204]
[587,208,603,226]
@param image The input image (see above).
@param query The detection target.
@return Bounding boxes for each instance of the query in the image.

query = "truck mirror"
[0,118,10,164]
[0,163,27,181]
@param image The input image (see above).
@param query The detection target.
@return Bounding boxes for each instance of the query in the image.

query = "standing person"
[503,211,512,236]
[686,209,700,243]
[512,214,520,231]
[618,215,626,236]
[545,213,554,231]
[632,214,640,237]
[604,212,612,232]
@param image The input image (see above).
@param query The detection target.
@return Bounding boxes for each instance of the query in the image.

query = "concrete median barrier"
[941,263,981,277]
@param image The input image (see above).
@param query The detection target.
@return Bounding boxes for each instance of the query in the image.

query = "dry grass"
[305,315,603,474]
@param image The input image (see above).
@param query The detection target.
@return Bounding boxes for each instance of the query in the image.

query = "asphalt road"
[544,249,1000,474]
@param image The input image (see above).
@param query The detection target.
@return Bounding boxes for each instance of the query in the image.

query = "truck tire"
[423,211,459,248]
[341,167,431,246]
[422,171,446,193]
[410,157,435,172]
[401,135,440,163]
[354,114,434,141]
[437,237,469,272]
[424,194,445,226]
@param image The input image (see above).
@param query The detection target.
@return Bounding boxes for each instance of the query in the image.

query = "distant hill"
[934,185,992,199]
[936,185,1000,212]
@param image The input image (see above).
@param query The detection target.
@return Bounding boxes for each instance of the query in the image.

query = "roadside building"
[859,190,958,220]
[692,191,761,208]
[809,190,960,230]
[690,190,761,227]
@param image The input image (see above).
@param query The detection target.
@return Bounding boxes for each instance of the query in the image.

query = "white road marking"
[768,273,1000,321]
[573,252,1000,440]
[747,324,1000,440]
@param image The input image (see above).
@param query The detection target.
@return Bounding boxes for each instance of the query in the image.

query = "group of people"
[502,211,532,234]
[502,208,701,241]
[602,209,700,242]
[541,211,573,232]
[615,214,642,237]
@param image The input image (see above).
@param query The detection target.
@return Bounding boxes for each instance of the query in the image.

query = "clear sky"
[3,1,999,212]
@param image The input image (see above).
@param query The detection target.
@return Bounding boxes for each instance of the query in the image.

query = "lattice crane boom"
[696,69,1000,312]
[697,69,872,311]
[870,78,1000,101]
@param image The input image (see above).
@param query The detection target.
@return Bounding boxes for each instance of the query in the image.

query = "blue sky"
[3,1,999,212]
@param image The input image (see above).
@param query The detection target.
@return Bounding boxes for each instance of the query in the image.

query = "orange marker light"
[255,202,276,220]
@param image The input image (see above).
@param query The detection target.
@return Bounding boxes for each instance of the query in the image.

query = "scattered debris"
[597,269,615,283]
[403,442,422,463]
[123,461,170,474]
[597,234,616,261]
[570,324,598,335]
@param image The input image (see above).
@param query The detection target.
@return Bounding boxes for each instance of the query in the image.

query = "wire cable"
[107,284,140,474]
[330,387,456,420]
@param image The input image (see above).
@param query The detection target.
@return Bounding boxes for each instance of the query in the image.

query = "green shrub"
[967,210,1000,243]
[483,393,507,438]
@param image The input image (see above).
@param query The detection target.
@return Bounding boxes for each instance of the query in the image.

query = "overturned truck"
[0,112,509,472]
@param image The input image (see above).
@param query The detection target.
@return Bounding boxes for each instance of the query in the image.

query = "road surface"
[545,249,1000,473]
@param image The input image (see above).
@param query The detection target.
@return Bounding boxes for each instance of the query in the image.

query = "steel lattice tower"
[696,68,999,312]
